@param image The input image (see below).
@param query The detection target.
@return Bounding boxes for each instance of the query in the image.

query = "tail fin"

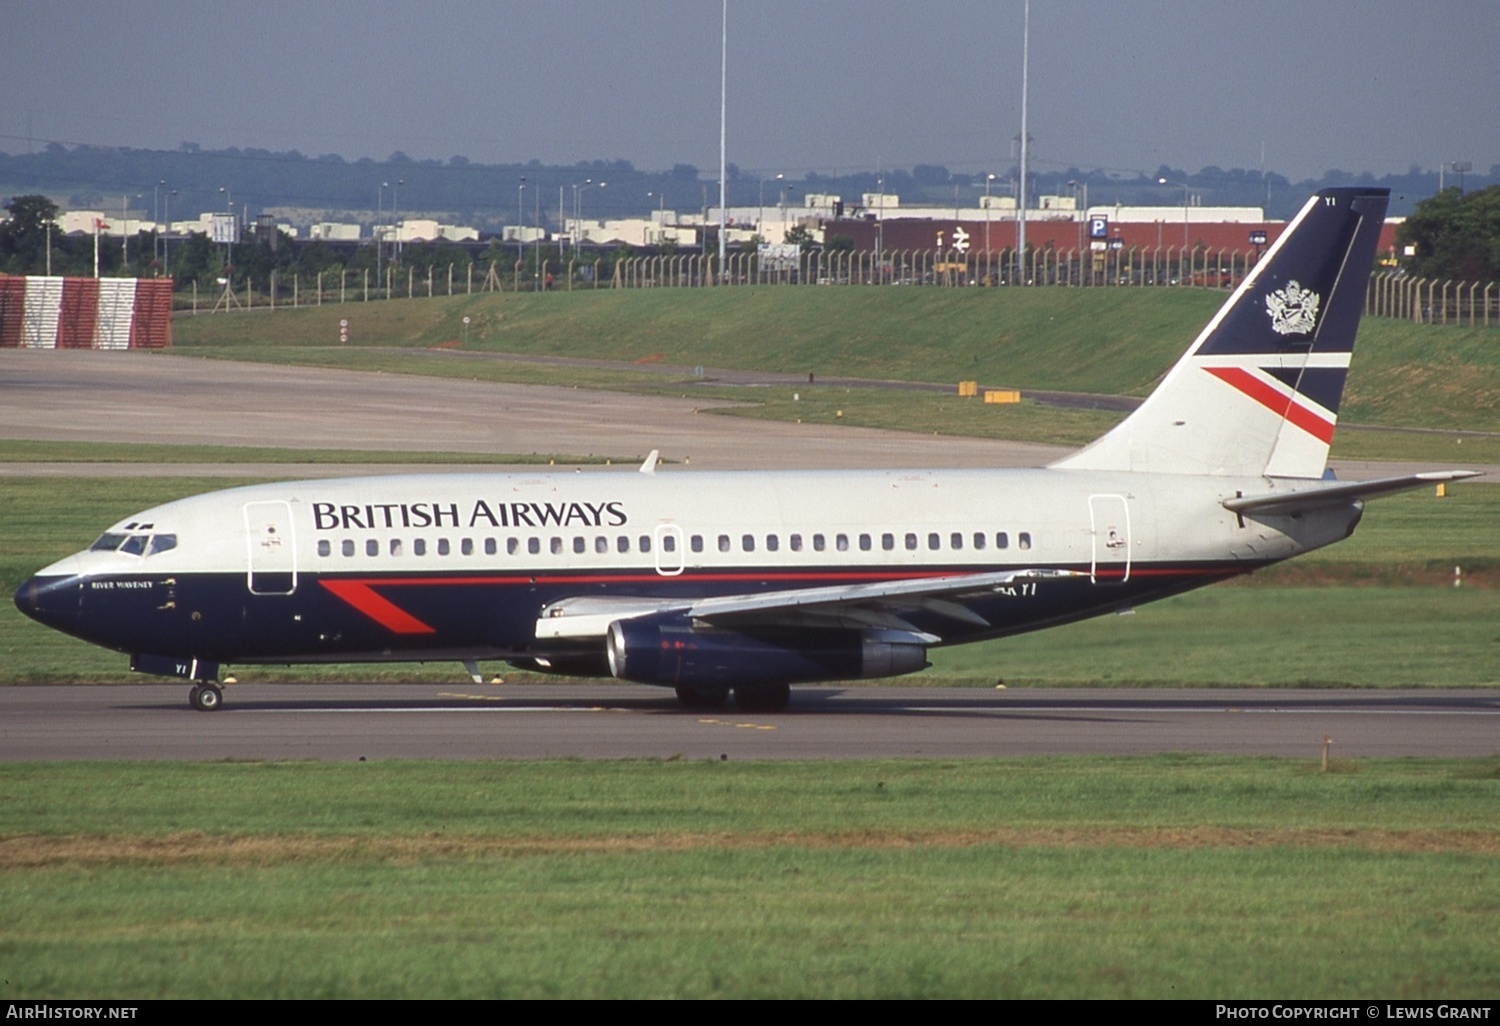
[1052,188,1389,478]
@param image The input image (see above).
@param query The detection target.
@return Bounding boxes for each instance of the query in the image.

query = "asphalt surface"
[3,684,1496,761]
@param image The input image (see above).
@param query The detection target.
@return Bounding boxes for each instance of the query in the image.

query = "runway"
[3,684,1496,761]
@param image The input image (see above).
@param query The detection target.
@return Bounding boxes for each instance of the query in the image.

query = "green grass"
[171,287,1500,436]
[3,758,1498,998]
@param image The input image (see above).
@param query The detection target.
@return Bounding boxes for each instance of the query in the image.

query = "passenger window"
[573,537,586,554]
[318,540,331,557]
[742,534,755,552]
[366,539,378,557]
[341,539,355,557]
[527,538,540,555]
[438,538,450,556]
[390,539,403,556]
[718,534,731,553]
[691,535,703,553]
[836,534,849,552]
[662,534,677,553]
[146,534,177,556]
[1019,532,1032,550]
[414,538,427,556]
[881,533,894,551]
[618,536,630,553]
[507,538,519,555]
[928,533,940,550]
[905,533,918,550]
[973,533,986,550]
[765,535,778,552]
[951,533,963,550]
[996,532,1009,550]
[639,536,652,553]
[550,537,563,555]
[789,534,802,552]
[859,534,871,551]
[462,538,474,556]
[485,538,497,556]
[596,536,609,554]
[813,534,826,552]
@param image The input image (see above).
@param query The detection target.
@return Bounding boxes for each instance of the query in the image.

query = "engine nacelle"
[605,616,929,688]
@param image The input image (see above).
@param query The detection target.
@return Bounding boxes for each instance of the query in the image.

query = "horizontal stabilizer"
[1223,471,1481,516]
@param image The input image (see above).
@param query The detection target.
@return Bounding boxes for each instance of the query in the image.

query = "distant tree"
[912,164,951,186]
[0,194,60,273]
[783,224,814,251]
[671,163,699,181]
[825,234,854,253]
[1396,185,1500,281]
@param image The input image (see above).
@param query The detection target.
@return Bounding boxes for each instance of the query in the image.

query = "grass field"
[171,287,1500,437]
[2,757,1497,998]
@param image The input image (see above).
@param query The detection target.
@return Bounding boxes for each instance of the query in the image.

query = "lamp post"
[572,179,604,253]
[153,180,166,270]
[162,189,176,280]
[517,178,526,285]
[1158,176,1192,250]
[377,182,387,272]
[983,172,996,260]
[219,186,233,279]
[759,172,782,238]
[392,178,404,266]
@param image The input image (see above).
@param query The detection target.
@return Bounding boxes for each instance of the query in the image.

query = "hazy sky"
[4,0,1497,182]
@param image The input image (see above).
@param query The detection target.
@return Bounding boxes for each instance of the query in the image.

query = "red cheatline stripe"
[1203,365,1335,444]
[319,580,436,634]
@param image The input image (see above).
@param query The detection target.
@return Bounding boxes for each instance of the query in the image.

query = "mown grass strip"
[2,758,1498,997]
[0,438,616,465]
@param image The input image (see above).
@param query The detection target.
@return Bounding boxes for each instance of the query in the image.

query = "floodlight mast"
[718,0,727,280]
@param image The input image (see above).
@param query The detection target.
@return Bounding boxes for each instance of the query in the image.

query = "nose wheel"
[188,682,223,712]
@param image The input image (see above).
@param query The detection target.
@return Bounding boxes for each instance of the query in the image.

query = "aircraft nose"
[14,574,85,633]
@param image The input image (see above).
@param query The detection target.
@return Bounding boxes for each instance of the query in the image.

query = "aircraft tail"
[1052,188,1390,478]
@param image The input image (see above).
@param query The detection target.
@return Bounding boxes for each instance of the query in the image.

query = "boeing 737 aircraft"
[14,188,1477,712]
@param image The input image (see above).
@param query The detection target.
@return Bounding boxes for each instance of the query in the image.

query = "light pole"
[572,179,604,253]
[393,178,404,266]
[377,182,387,272]
[517,178,526,283]
[162,189,176,280]
[983,172,996,260]
[153,180,166,270]
[759,172,782,238]
[1158,176,1193,250]
[219,186,234,279]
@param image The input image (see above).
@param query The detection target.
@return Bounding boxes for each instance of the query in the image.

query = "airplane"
[14,187,1478,713]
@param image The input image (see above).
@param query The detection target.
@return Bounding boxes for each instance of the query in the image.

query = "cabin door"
[244,501,298,595]
[1088,494,1131,584]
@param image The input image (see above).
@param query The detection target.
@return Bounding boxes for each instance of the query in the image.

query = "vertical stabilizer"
[1052,188,1389,478]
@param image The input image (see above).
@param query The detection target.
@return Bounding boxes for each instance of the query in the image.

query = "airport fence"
[182,252,1498,329]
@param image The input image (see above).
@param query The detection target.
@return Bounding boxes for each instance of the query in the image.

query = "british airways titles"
[311,499,629,533]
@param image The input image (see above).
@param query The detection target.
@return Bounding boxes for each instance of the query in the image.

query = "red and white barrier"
[0,276,173,349]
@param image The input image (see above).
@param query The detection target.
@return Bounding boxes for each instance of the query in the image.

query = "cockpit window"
[90,532,177,557]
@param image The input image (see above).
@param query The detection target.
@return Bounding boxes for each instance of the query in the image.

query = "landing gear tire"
[675,684,730,710]
[734,681,791,713]
[190,682,223,712]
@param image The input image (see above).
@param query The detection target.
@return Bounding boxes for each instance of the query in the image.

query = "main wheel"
[190,682,223,712]
[675,684,730,710]
[734,681,791,713]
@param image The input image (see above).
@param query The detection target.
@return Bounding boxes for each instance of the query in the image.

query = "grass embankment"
[3,477,1495,686]
[2,758,1497,998]
[172,287,1500,446]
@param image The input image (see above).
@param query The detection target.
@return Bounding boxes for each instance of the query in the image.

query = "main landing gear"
[676,682,792,713]
[188,682,223,712]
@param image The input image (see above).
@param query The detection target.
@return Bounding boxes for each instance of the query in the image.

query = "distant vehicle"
[15,189,1475,713]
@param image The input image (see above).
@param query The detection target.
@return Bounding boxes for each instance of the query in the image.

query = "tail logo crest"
[1266,280,1320,336]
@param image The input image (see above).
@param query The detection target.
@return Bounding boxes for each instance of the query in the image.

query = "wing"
[1224,470,1480,516]
[533,568,1082,644]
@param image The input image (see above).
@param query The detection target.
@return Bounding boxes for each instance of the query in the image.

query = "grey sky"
[4,0,1496,182]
